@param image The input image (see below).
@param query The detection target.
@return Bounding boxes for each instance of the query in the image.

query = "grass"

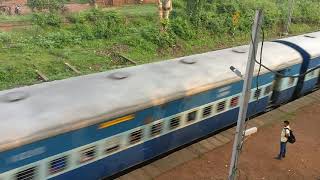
[0,14,32,23]
[0,2,319,91]
[1,25,318,91]
[0,4,157,24]
[104,4,157,17]
[0,28,319,91]
[70,0,90,4]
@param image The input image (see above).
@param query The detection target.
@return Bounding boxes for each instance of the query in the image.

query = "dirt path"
[0,3,91,31]
[155,103,320,180]
[64,3,91,13]
[0,2,90,15]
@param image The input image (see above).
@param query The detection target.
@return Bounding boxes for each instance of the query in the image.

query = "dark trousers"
[279,142,287,158]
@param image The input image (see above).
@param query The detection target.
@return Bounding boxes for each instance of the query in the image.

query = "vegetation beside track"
[0,0,319,90]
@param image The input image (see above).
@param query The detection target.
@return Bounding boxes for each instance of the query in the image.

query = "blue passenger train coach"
[0,32,320,180]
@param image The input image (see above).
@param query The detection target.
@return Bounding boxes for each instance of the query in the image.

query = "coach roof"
[0,31,320,152]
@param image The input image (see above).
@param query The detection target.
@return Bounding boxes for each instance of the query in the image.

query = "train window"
[216,101,226,112]
[187,111,197,123]
[15,166,37,180]
[254,89,261,99]
[264,85,272,96]
[105,137,121,154]
[169,116,181,130]
[79,146,96,163]
[202,105,212,118]
[288,77,295,86]
[49,156,68,175]
[230,96,239,108]
[150,122,163,137]
[129,129,143,145]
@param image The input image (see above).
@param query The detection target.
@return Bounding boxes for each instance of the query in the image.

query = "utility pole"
[284,0,294,36]
[228,10,263,180]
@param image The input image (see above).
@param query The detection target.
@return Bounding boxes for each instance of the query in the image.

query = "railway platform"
[116,90,320,180]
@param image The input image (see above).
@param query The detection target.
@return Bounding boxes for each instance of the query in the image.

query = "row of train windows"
[14,147,97,180]
[287,70,318,86]
[285,68,320,87]
[14,157,68,180]
[306,70,319,78]
[11,86,272,180]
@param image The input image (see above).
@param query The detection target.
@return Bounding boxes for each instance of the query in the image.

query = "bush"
[203,13,229,34]
[186,0,205,26]
[122,35,156,52]
[0,32,12,44]
[170,17,195,40]
[66,13,86,24]
[293,0,320,24]
[172,0,185,10]
[27,0,65,12]
[141,27,176,48]
[33,30,79,48]
[16,0,320,51]
[92,12,125,39]
[84,8,106,22]
[239,0,281,28]
[32,13,62,27]
[71,24,95,40]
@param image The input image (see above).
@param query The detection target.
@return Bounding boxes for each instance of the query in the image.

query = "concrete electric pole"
[228,9,263,180]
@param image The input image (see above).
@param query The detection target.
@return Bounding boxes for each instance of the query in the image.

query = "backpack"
[285,128,296,144]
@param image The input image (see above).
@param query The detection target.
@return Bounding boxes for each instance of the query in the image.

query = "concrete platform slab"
[279,96,315,113]
[128,169,150,180]
[214,134,231,144]
[314,90,320,95]
[117,90,320,180]
[220,130,234,139]
[251,118,265,126]
[207,136,224,147]
[187,142,210,155]
[199,139,217,150]
[256,109,285,123]
[226,127,236,135]
[246,121,259,129]
[279,103,299,113]
[118,174,136,180]
[119,169,148,180]
[154,95,320,180]
[307,93,320,100]
[152,148,197,173]
[142,164,162,178]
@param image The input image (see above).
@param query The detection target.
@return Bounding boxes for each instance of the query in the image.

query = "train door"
[270,69,297,105]
[270,69,284,105]
[267,80,275,103]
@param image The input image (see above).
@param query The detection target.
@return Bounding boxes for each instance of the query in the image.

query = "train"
[0,31,320,180]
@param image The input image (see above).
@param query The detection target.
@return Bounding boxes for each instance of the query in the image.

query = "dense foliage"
[13,0,320,49]
[27,0,66,12]
[0,0,319,90]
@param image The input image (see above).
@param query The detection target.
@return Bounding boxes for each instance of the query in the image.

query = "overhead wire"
[253,33,320,78]
[255,60,320,78]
